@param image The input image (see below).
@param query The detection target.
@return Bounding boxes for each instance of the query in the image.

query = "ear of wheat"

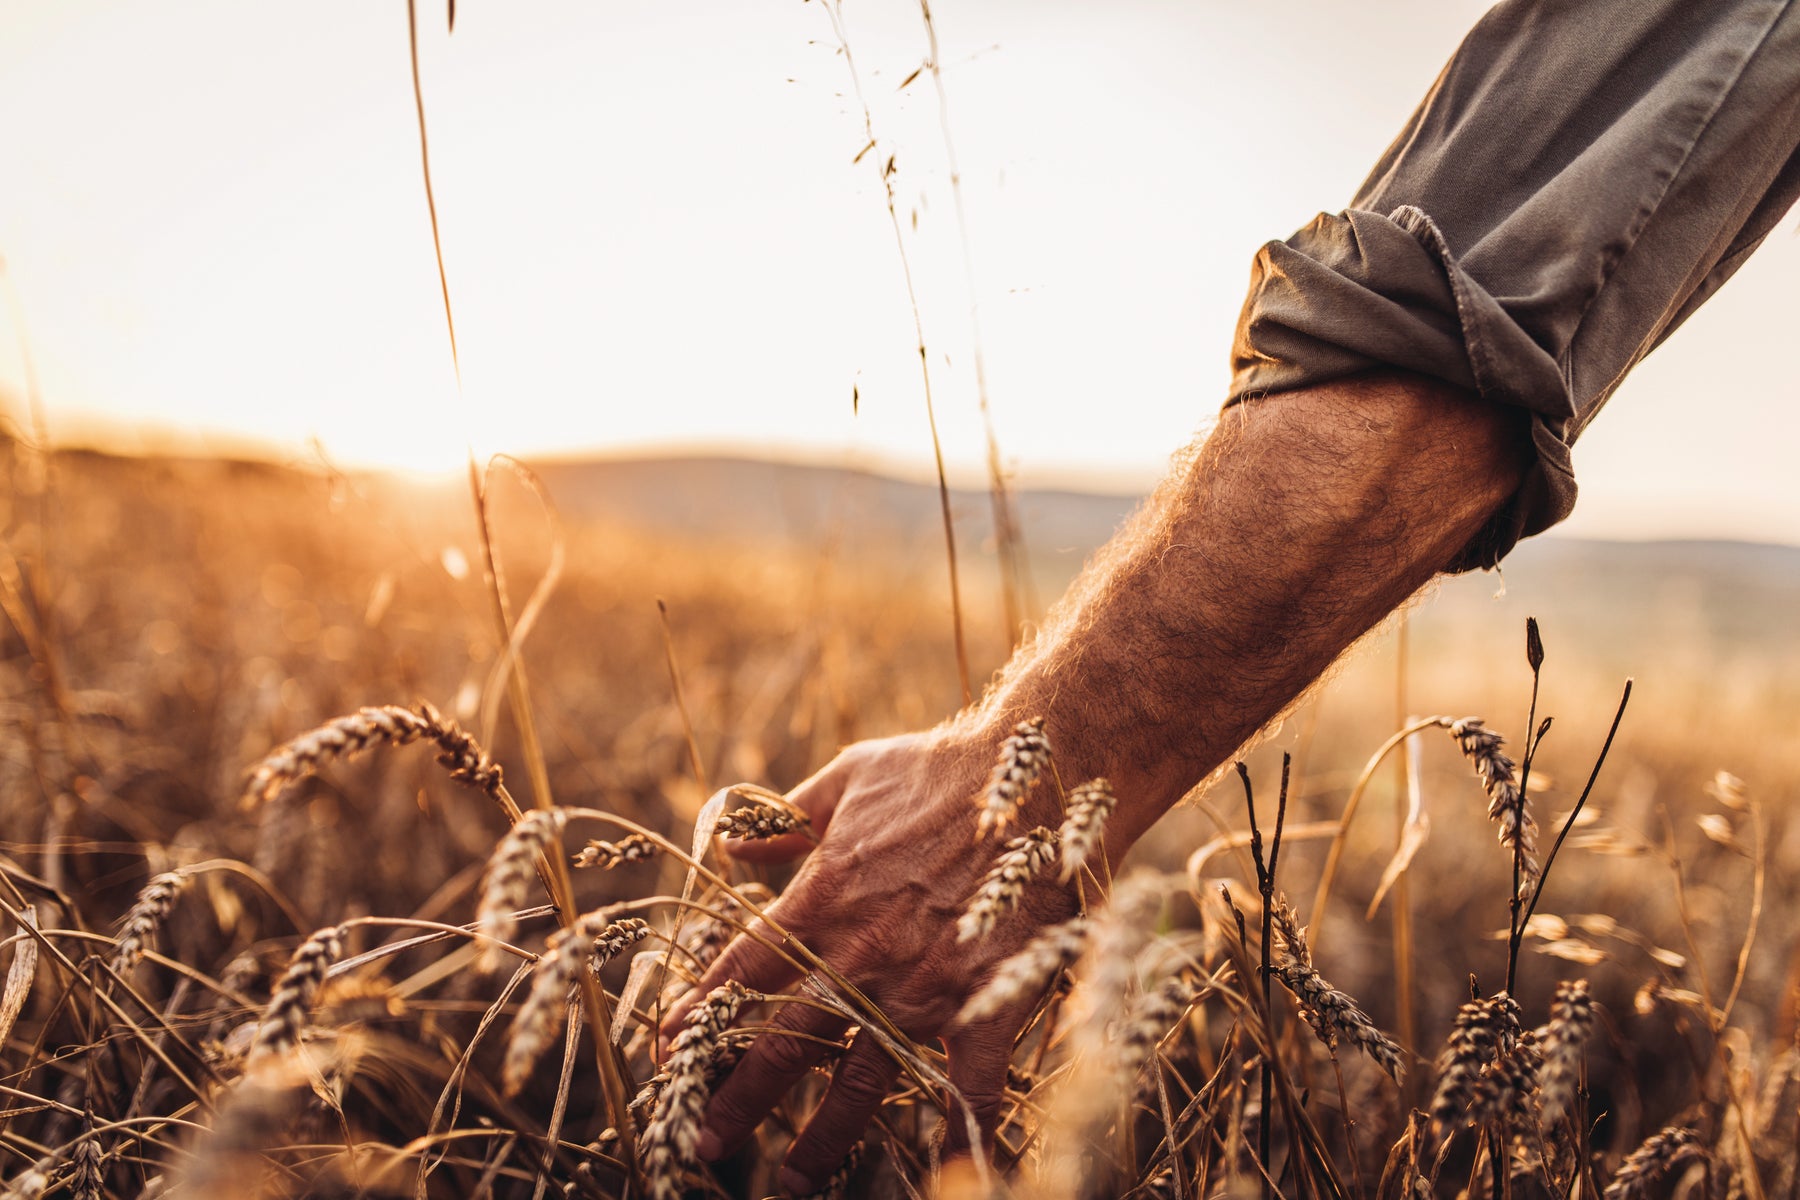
[574,833,658,869]
[503,913,647,1096]
[642,981,750,1200]
[1273,958,1405,1081]
[1603,1127,1702,1200]
[248,926,343,1065]
[1536,979,1593,1125]
[1115,976,1196,1083]
[1446,718,1539,888]
[957,826,1060,942]
[474,809,566,970]
[977,717,1051,839]
[959,915,1089,1025]
[242,701,502,807]
[1057,778,1116,883]
[1429,992,1521,1126]
[715,803,807,840]
[110,871,188,971]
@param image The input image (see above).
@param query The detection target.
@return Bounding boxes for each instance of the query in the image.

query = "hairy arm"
[664,370,1530,1193]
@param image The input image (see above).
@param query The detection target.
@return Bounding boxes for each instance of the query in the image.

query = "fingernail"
[779,1167,818,1196]
[696,1129,724,1162]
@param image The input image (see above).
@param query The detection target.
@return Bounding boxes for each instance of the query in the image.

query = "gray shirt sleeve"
[1227,0,1800,570]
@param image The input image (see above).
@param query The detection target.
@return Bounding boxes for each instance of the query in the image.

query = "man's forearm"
[965,370,1531,851]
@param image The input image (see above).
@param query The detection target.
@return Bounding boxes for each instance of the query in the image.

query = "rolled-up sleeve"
[1227,0,1800,571]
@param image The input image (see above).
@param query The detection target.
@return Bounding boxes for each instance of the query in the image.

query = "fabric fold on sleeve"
[1227,204,1578,572]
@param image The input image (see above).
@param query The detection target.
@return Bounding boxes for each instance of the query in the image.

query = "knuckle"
[756,1023,819,1078]
[830,1049,895,1108]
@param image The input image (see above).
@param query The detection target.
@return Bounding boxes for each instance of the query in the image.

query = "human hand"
[658,726,1077,1195]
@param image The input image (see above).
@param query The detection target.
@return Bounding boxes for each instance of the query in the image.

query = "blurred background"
[2,0,1796,540]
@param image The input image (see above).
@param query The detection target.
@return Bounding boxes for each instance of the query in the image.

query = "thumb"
[721,753,852,864]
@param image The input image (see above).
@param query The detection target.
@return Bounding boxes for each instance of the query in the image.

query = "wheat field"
[0,437,1793,1199]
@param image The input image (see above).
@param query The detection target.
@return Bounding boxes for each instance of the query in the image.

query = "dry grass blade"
[977,717,1051,840]
[957,826,1059,943]
[0,905,40,1050]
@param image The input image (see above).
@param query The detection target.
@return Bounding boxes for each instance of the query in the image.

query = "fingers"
[778,1028,902,1196]
[940,1018,1016,1157]
[659,918,799,1048]
[724,755,852,864]
[697,991,848,1162]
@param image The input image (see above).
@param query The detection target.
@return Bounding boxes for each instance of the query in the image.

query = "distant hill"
[523,453,1800,677]
[525,454,1143,554]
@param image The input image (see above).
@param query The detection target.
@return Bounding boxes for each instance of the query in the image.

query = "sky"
[1,0,1796,544]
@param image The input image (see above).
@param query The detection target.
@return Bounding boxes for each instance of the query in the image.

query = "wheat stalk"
[643,980,750,1200]
[1057,778,1116,883]
[248,925,343,1065]
[977,717,1051,839]
[957,826,1059,942]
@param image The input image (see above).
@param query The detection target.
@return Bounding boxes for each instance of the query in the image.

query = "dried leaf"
[1697,813,1747,855]
[611,950,663,1046]
[1366,733,1429,919]
[1706,770,1749,812]
[0,907,39,1049]
[1522,913,1569,941]
[1571,912,1618,937]
[1567,830,1648,856]
[1536,939,1607,965]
